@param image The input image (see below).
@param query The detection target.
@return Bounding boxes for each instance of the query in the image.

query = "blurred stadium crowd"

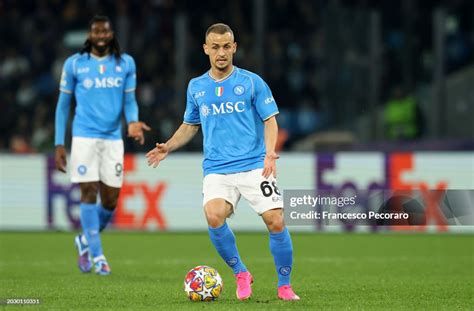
[1,0,473,153]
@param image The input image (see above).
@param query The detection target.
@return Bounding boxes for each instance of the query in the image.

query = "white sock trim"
[93,255,106,263]
[80,234,88,246]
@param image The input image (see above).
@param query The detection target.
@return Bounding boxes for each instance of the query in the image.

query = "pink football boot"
[278,285,300,301]
[235,271,253,300]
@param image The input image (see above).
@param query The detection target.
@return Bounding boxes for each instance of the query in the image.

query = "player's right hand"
[55,145,67,173]
[146,143,169,168]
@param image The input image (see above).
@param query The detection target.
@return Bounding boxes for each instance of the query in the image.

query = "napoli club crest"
[226,257,239,266]
[77,165,87,175]
[279,266,292,276]
[233,85,245,95]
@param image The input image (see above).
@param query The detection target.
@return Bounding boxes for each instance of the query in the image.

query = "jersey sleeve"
[59,57,76,94]
[124,56,137,93]
[252,75,279,121]
[183,82,201,125]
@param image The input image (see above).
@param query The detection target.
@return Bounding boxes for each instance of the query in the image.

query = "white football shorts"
[202,168,283,215]
[70,137,124,188]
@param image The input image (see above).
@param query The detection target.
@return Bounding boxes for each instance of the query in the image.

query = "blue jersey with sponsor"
[184,66,279,176]
[59,53,136,140]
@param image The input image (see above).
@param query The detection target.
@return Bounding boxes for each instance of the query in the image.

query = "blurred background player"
[54,15,150,275]
[146,23,299,301]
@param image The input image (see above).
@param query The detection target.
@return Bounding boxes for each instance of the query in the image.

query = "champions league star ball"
[184,265,223,301]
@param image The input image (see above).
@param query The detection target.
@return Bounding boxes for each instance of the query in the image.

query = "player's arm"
[124,91,151,145]
[54,92,72,173]
[252,74,280,178]
[263,116,280,178]
[146,123,200,168]
[146,80,200,168]
[123,56,150,144]
[54,58,75,173]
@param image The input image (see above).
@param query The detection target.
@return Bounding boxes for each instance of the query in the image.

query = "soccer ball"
[184,265,223,301]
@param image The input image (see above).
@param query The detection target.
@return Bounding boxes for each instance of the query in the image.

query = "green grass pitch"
[0,232,472,310]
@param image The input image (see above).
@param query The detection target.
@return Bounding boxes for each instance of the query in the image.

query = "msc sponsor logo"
[211,101,246,114]
[83,77,123,89]
[95,77,123,88]
[200,101,246,117]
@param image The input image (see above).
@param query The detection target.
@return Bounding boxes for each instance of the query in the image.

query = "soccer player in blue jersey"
[146,23,299,300]
[54,16,150,275]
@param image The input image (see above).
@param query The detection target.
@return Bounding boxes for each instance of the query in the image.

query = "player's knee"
[206,213,226,228]
[101,196,118,211]
[100,184,120,210]
[204,200,231,228]
[264,210,285,233]
[205,209,226,228]
[80,183,98,203]
[267,220,285,233]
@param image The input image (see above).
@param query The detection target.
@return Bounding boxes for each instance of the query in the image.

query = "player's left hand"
[128,121,151,145]
[262,151,279,179]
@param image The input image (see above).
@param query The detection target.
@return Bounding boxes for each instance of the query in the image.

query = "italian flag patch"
[99,64,106,74]
[215,86,224,97]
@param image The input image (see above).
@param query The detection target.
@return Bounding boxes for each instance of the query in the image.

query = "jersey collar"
[90,53,111,61]
[208,66,235,83]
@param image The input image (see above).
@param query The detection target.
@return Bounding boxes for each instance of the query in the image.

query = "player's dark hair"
[205,23,234,41]
[81,15,121,61]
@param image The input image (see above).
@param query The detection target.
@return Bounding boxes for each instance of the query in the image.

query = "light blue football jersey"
[59,53,137,140]
[184,66,279,176]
